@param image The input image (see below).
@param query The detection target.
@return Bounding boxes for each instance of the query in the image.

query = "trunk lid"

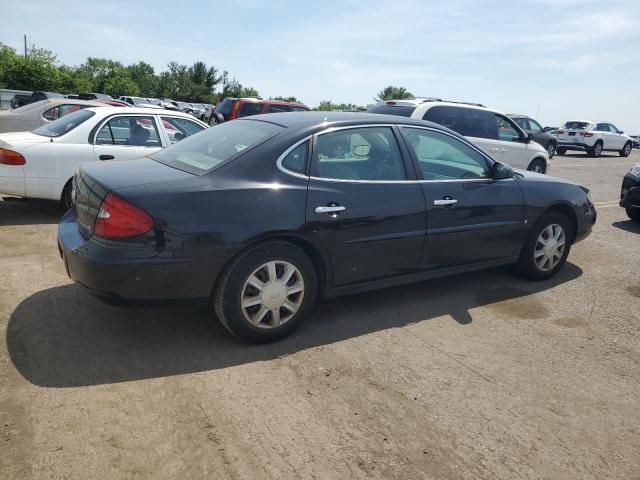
[0,131,50,148]
[557,121,593,142]
[74,158,195,237]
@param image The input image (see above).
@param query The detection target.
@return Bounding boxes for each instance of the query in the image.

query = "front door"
[306,125,427,286]
[400,126,525,270]
[92,114,164,163]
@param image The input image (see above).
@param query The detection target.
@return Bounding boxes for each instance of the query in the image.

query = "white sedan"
[0,107,208,208]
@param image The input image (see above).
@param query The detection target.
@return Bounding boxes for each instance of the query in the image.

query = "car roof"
[371,98,487,109]
[86,106,201,117]
[243,111,447,130]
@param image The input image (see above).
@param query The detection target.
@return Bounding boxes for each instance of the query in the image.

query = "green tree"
[272,96,300,102]
[314,100,365,111]
[126,61,158,97]
[374,86,414,102]
[103,75,140,98]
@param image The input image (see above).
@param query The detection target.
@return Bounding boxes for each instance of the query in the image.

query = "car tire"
[546,142,556,159]
[590,141,603,158]
[556,147,566,156]
[213,241,318,343]
[61,179,73,211]
[619,142,632,157]
[516,211,573,281]
[626,207,640,222]
[527,158,547,174]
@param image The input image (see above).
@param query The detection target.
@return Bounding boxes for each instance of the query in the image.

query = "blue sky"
[4,0,640,131]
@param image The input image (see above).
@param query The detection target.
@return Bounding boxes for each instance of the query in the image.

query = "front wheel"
[213,241,318,343]
[516,212,573,280]
[619,142,632,157]
[527,158,547,174]
[546,142,556,159]
[626,207,640,222]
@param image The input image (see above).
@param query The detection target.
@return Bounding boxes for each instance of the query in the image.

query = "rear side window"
[367,104,416,117]
[290,106,308,112]
[269,104,291,113]
[281,141,308,173]
[512,118,529,130]
[424,106,498,140]
[239,102,264,117]
[33,109,95,137]
[312,127,406,181]
[95,116,161,147]
[150,119,283,174]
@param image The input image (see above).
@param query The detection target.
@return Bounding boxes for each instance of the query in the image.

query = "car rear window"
[215,99,234,116]
[367,104,416,117]
[33,109,96,137]
[564,121,591,129]
[150,119,283,174]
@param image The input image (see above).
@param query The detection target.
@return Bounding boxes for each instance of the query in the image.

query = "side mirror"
[493,162,513,180]
[173,132,185,141]
[619,130,624,134]
[526,132,534,142]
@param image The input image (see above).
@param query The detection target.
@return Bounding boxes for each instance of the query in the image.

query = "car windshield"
[564,121,591,129]
[367,104,416,117]
[150,119,283,174]
[33,109,96,137]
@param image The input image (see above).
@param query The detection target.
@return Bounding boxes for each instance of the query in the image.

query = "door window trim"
[276,124,501,184]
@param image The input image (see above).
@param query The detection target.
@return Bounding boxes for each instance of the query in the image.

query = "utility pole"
[23,34,27,58]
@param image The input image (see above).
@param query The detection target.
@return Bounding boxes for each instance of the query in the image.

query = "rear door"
[92,114,164,162]
[306,125,427,286]
[400,126,525,270]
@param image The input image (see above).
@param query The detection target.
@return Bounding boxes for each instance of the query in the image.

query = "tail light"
[557,129,564,135]
[0,148,26,165]
[584,131,593,137]
[95,193,153,239]
[231,101,241,119]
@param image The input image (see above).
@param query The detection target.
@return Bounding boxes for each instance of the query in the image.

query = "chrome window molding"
[276,122,507,185]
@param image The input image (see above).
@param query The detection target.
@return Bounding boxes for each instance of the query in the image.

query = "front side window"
[402,127,490,180]
[495,115,522,142]
[608,124,619,133]
[33,109,95,137]
[239,102,264,117]
[95,116,161,147]
[161,116,206,144]
[281,141,308,173]
[150,119,283,174]
[312,127,406,181]
[528,119,543,133]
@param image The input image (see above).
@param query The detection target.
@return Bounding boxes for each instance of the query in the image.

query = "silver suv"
[368,98,550,173]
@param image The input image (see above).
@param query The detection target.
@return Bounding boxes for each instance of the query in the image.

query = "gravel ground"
[1,150,639,479]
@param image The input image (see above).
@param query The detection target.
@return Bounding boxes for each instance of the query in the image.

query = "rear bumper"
[57,210,213,307]
[620,173,640,209]
[557,142,590,151]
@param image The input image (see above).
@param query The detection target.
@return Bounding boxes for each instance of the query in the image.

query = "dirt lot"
[1,151,639,479]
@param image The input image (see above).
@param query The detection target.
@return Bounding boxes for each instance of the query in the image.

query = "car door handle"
[99,154,115,160]
[433,199,458,206]
[315,205,346,214]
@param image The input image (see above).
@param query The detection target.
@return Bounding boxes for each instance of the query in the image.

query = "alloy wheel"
[534,224,566,271]
[240,260,305,329]
[594,143,602,156]
[624,144,631,156]
[547,144,555,157]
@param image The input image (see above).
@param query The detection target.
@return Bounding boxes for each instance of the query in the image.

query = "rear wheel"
[516,212,573,280]
[527,158,546,174]
[213,241,318,343]
[619,142,632,157]
[626,207,640,222]
[61,180,73,211]
[546,142,556,159]
[556,147,566,156]
[590,141,603,157]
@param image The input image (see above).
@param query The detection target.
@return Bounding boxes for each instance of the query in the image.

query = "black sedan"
[58,112,597,343]
[620,163,640,221]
